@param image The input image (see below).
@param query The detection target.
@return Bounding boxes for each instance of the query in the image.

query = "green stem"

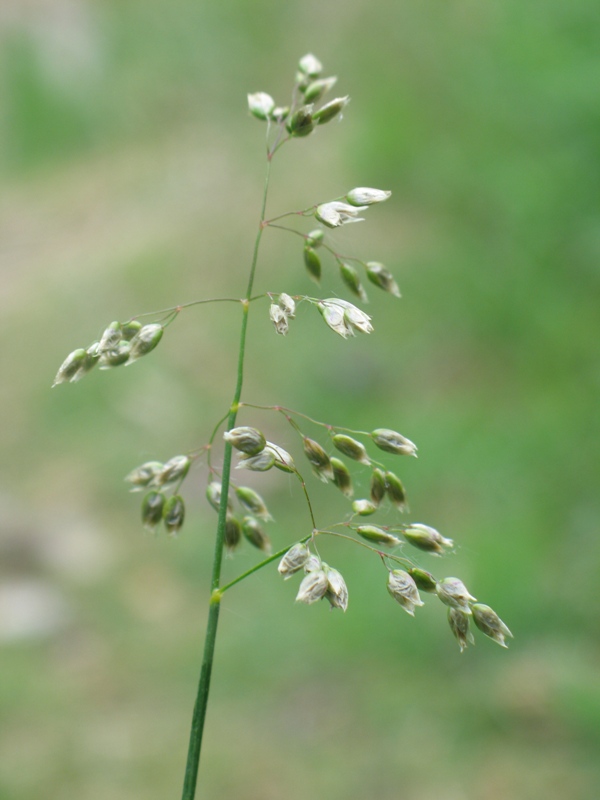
[181,158,272,800]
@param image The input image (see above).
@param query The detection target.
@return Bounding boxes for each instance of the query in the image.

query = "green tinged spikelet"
[303,246,322,283]
[332,434,370,465]
[141,491,166,532]
[163,495,185,536]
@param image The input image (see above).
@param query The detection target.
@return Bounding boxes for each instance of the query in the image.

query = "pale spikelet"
[163,495,185,537]
[387,570,424,616]
[156,455,191,485]
[224,426,266,456]
[352,499,377,516]
[128,324,164,362]
[298,53,322,78]
[325,567,348,612]
[269,304,289,335]
[448,608,475,653]
[471,604,513,648]
[296,569,329,604]
[125,461,164,492]
[332,434,370,465]
[401,523,454,555]
[235,486,273,521]
[330,457,354,497]
[241,516,272,554]
[278,543,311,579]
[356,525,401,547]
[312,96,350,125]
[141,491,165,533]
[435,577,477,614]
[371,428,417,457]
[366,262,401,298]
[303,437,334,481]
[53,348,86,386]
[346,187,391,206]
[247,91,276,120]
[315,201,366,228]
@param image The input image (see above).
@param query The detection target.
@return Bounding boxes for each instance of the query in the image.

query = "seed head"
[224,514,242,552]
[125,461,164,491]
[278,542,311,579]
[241,516,272,554]
[339,262,368,302]
[330,457,354,497]
[157,455,191,485]
[99,342,130,369]
[278,293,296,318]
[371,428,417,457]
[269,303,289,335]
[370,468,387,506]
[121,320,143,340]
[61,342,101,384]
[303,554,322,573]
[318,301,352,338]
[78,342,102,378]
[287,105,315,137]
[315,201,367,228]
[303,246,322,283]
[448,608,475,653]
[366,262,401,298]
[206,481,232,513]
[306,229,324,248]
[163,495,185,537]
[303,437,333,481]
[408,567,438,593]
[346,188,392,206]
[325,566,348,612]
[128,324,164,362]
[247,91,276,120]
[471,604,513,648]
[235,486,272,521]
[401,523,454,555]
[435,577,477,614]
[236,449,276,472]
[332,434,370,465]
[98,321,122,352]
[312,96,350,125]
[141,491,166,532]
[384,471,409,512]
[318,299,373,338]
[352,499,377,516]
[298,53,323,78]
[332,299,374,334]
[387,570,424,616]
[296,569,329,605]
[356,525,401,547]
[272,107,289,122]
[52,348,87,387]
[304,76,337,104]
[223,426,266,456]
[265,442,295,473]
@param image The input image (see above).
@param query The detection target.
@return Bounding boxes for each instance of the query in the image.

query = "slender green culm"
[53,53,512,800]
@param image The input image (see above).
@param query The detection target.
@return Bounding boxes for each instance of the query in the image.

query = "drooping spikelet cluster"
[52,319,164,386]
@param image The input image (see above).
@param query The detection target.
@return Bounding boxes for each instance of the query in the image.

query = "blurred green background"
[1,1,599,798]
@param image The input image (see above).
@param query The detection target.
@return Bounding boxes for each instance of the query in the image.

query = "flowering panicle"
[50,50,514,800]
[56,60,511,783]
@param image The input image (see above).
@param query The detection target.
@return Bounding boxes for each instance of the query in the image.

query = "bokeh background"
[1,1,599,798]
